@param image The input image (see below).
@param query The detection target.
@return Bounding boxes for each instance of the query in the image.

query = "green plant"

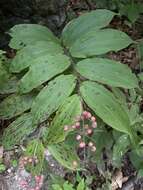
[51,176,89,190]
[0,163,6,172]
[93,0,143,24]
[0,9,141,175]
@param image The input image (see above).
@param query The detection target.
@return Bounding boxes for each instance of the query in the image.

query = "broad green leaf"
[92,125,113,163]
[24,140,45,175]
[0,76,18,94]
[9,24,59,49]
[48,143,80,170]
[19,54,71,93]
[2,113,35,149]
[138,169,143,177]
[52,185,63,190]
[76,58,138,88]
[128,103,140,125]
[112,88,127,105]
[10,41,64,73]
[32,75,76,125]
[63,182,74,190]
[120,3,143,23]
[70,29,133,58]
[44,95,82,145]
[0,164,6,172]
[129,150,143,170]
[111,88,129,115]
[77,179,85,190]
[112,134,130,167]
[62,9,116,47]
[80,81,132,135]
[0,93,35,119]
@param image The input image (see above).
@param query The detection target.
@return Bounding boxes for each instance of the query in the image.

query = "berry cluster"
[19,156,39,168]
[64,111,97,152]
[17,156,44,190]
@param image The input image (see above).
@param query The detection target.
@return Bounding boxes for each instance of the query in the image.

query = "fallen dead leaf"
[112,169,129,190]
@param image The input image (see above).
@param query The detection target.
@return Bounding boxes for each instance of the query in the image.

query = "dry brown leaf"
[112,169,123,190]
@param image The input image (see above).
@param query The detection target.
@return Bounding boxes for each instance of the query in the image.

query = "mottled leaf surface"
[70,29,133,58]
[0,76,18,94]
[76,58,138,88]
[25,140,45,175]
[44,95,82,145]
[9,24,59,49]
[19,54,71,93]
[2,113,35,149]
[10,41,64,73]
[62,9,115,47]
[0,62,9,86]
[48,143,80,170]
[80,81,132,135]
[32,75,76,125]
[0,93,35,119]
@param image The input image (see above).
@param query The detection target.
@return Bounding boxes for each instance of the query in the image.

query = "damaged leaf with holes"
[0,93,36,119]
[24,140,45,175]
[19,54,71,93]
[32,74,76,126]
[2,113,35,150]
[10,41,64,73]
[44,95,82,145]
[48,143,80,170]
[8,24,59,49]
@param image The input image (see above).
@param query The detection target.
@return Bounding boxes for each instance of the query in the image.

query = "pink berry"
[75,122,80,128]
[91,116,96,122]
[19,180,28,186]
[28,158,33,163]
[76,135,81,141]
[92,122,97,128]
[24,156,28,161]
[72,125,76,129]
[79,142,86,148]
[82,111,88,118]
[87,112,91,118]
[83,111,88,116]
[87,129,92,134]
[73,161,78,167]
[64,125,69,131]
[91,146,96,152]
[35,176,41,182]
[88,142,93,147]
[35,187,40,190]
